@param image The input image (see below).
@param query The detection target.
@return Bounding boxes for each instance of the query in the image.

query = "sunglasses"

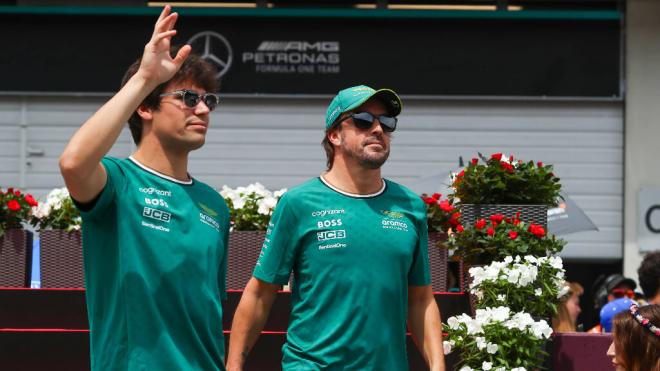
[159,89,220,111]
[611,288,635,299]
[341,112,397,133]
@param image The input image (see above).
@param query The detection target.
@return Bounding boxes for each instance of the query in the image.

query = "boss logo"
[317,230,346,242]
[143,207,171,223]
[317,219,342,228]
[145,198,169,208]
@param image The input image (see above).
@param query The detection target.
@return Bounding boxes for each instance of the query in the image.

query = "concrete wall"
[624,0,660,279]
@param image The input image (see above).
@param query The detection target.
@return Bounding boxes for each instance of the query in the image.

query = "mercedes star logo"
[187,31,233,78]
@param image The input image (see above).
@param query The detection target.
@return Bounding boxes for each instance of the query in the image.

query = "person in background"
[638,251,660,305]
[606,304,660,371]
[552,281,584,332]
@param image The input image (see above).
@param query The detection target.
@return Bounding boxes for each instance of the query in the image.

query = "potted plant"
[219,183,286,290]
[443,306,553,371]
[445,214,565,266]
[449,153,562,227]
[31,187,83,288]
[0,187,38,287]
[421,193,461,291]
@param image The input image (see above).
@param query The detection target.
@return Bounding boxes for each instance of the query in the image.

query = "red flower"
[456,225,465,233]
[14,190,21,196]
[449,212,461,227]
[25,194,38,207]
[457,170,465,178]
[508,231,518,240]
[491,153,503,161]
[537,161,544,168]
[7,187,14,194]
[439,200,454,213]
[489,214,505,225]
[422,196,435,205]
[475,219,487,229]
[513,219,521,226]
[486,227,495,236]
[431,193,442,200]
[509,155,514,163]
[501,162,514,173]
[528,224,546,238]
[7,200,20,211]
[471,158,478,165]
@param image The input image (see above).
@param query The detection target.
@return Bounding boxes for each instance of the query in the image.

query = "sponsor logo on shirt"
[139,187,172,197]
[145,198,169,208]
[381,210,405,219]
[198,202,219,217]
[141,221,170,232]
[198,202,220,231]
[143,206,171,223]
[317,229,346,242]
[317,218,342,228]
[311,209,345,217]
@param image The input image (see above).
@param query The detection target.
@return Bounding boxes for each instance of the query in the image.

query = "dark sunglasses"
[159,89,220,111]
[341,111,397,133]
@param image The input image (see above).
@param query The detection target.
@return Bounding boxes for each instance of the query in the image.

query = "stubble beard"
[340,133,390,170]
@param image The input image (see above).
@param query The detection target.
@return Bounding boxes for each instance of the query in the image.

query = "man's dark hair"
[120,47,219,145]
[322,113,349,170]
[638,251,660,299]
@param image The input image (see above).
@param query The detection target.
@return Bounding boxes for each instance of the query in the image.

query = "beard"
[340,132,390,169]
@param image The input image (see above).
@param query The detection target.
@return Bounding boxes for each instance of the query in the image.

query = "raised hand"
[136,5,191,86]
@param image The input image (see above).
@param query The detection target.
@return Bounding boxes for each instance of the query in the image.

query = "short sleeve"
[408,206,431,286]
[253,194,299,285]
[75,157,126,220]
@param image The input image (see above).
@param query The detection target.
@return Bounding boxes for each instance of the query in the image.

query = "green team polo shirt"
[77,157,230,371]
[253,176,431,371]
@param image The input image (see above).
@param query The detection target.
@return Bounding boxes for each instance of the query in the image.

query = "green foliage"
[31,188,81,232]
[450,153,562,206]
[0,187,37,237]
[444,214,565,265]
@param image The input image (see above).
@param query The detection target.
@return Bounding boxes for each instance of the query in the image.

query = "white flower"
[535,288,543,296]
[494,368,505,371]
[273,188,287,198]
[442,340,453,355]
[497,294,506,302]
[511,368,527,371]
[459,367,474,371]
[504,256,513,264]
[482,361,493,370]
[486,342,498,354]
[447,316,461,330]
[476,336,487,350]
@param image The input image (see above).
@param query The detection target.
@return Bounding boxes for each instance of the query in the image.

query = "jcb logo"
[143,207,171,223]
[317,230,346,242]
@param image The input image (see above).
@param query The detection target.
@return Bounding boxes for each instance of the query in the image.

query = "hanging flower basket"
[39,229,83,288]
[0,229,33,287]
[227,231,266,290]
[461,204,548,229]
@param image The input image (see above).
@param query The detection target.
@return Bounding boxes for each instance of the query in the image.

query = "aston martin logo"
[198,202,218,217]
[187,31,233,78]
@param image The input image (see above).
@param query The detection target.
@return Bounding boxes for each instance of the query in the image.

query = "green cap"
[325,85,402,129]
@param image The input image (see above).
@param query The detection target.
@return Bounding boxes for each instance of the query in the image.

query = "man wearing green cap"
[227,85,445,370]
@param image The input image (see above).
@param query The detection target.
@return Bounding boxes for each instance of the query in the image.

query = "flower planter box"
[428,232,449,292]
[227,231,266,290]
[0,229,33,287]
[461,204,548,228]
[39,230,84,288]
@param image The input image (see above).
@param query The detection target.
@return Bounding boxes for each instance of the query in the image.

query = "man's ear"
[137,104,154,121]
[327,127,342,146]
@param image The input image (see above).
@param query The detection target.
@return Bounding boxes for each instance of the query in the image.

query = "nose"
[194,99,211,115]
[370,118,384,134]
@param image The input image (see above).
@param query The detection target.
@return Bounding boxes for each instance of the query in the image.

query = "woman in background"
[552,281,584,332]
[606,304,660,371]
